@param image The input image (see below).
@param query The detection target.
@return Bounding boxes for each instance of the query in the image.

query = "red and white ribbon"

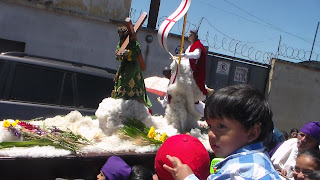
[157,0,191,57]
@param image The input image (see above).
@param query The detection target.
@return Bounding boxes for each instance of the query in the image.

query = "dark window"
[0,61,4,70]
[0,38,25,53]
[76,73,113,109]
[60,73,74,107]
[0,61,5,97]
[9,63,63,105]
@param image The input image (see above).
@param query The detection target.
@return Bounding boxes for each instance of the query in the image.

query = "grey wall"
[0,1,135,70]
[2,0,131,21]
[267,59,320,133]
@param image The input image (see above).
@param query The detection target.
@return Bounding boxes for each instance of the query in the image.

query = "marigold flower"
[12,120,20,127]
[147,126,156,139]
[3,120,10,128]
[160,133,167,142]
[154,135,160,141]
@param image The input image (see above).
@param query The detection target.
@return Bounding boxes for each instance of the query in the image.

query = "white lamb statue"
[164,58,206,132]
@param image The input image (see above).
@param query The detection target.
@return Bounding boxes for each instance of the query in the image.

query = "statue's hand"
[116,54,122,59]
[120,49,129,57]
[177,53,185,58]
[171,56,179,61]
[172,53,185,61]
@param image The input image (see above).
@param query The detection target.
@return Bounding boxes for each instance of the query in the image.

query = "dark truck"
[0,53,158,180]
[0,52,116,120]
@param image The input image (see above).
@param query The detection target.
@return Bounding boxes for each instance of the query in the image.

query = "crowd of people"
[96,84,320,180]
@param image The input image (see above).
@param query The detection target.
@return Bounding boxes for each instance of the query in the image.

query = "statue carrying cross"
[112,12,152,108]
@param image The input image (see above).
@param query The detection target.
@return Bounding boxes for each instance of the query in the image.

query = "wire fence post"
[309,22,320,61]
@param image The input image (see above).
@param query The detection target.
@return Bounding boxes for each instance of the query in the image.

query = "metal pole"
[147,0,161,29]
[309,22,319,61]
[276,35,282,60]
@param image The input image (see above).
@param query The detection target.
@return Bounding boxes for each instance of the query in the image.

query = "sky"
[130,0,320,64]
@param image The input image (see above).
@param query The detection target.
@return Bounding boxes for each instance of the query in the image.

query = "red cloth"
[154,134,210,180]
[188,40,207,95]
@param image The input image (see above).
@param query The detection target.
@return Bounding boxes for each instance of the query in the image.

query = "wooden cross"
[116,12,147,71]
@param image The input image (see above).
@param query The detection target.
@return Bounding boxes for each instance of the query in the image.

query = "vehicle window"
[9,63,63,105]
[60,73,74,107]
[0,61,3,70]
[0,61,4,97]
[0,38,25,53]
[76,73,113,109]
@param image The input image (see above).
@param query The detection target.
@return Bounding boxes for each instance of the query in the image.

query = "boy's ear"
[247,124,261,143]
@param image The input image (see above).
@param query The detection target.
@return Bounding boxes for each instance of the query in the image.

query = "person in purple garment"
[97,156,131,180]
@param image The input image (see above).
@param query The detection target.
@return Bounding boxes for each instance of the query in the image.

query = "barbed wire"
[129,10,320,64]
[200,17,320,64]
[278,44,320,62]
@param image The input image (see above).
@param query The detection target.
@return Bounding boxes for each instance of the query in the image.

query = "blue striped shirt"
[185,142,284,180]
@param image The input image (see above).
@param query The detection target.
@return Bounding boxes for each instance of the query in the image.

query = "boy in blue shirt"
[155,84,283,180]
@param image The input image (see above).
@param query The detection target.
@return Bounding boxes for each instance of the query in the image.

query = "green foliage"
[120,117,163,145]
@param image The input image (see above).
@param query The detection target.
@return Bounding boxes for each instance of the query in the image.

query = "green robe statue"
[112,39,152,108]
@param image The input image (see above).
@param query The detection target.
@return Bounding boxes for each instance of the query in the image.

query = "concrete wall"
[0,1,186,115]
[267,59,320,133]
[2,0,131,21]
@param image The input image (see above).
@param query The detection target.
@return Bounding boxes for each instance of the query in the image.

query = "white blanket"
[0,98,211,157]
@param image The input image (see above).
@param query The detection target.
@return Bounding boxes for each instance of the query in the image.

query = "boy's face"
[206,117,255,158]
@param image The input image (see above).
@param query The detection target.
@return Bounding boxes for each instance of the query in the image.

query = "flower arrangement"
[120,117,168,145]
[147,126,167,143]
[0,120,91,154]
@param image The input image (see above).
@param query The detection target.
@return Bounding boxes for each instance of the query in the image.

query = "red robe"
[188,40,207,95]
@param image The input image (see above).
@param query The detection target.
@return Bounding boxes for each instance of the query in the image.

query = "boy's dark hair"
[297,149,320,169]
[204,84,273,142]
[307,171,320,180]
[130,165,153,180]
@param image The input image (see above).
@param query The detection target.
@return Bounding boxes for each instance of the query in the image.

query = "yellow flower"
[3,120,10,128]
[154,134,160,141]
[12,120,20,127]
[160,133,167,142]
[147,126,156,139]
